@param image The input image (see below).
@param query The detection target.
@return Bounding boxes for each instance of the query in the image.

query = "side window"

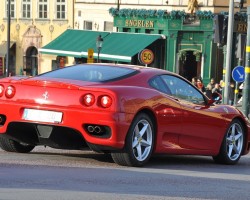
[161,75,205,105]
[149,76,171,94]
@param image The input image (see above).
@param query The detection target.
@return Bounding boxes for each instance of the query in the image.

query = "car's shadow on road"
[147,154,250,176]
[30,147,214,166]
[29,147,250,173]
[30,148,115,164]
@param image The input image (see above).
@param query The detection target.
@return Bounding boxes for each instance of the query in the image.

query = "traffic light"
[213,14,228,45]
[213,15,224,44]
[235,33,246,59]
[221,16,228,45]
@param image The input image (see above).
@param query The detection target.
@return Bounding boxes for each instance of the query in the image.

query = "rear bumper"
[0,101,131,150]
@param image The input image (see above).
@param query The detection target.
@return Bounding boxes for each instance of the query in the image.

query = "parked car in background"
[0,64,249,167]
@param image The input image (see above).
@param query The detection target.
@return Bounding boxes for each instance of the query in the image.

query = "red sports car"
[0,64,249,167]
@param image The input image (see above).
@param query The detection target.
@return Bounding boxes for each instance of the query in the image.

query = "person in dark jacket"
[197,78,206,94]
[229,82,235,106]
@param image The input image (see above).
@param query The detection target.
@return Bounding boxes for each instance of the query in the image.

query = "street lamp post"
[6,0,11,77]
[223,0,234,104]
[96,35,103,63]
[242,6,250,117]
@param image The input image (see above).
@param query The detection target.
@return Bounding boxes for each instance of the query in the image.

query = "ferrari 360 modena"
[0,64,249,167]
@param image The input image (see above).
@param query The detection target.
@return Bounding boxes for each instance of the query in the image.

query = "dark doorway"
[25,46,38,76]
[179,51,200,82]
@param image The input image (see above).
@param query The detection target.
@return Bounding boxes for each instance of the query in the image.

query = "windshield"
[39,64,138,82]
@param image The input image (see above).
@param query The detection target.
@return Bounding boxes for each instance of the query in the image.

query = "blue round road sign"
[232,66,245,82]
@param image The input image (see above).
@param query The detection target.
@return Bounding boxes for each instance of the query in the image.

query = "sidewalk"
[234,104,243,112]
[234,105,242,111]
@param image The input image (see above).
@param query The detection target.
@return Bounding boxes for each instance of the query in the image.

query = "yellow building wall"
[0,0,74,76]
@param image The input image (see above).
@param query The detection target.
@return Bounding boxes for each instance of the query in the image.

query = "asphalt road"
[0,146,250,200]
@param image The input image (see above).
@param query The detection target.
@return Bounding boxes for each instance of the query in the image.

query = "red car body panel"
[0,64,250,157]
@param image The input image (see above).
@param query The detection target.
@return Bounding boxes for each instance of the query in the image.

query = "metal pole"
[234,58,243,106]
[223,0,234,104]
[116,0,120,32]
[242,6,250,117]
[117,0,120,10]
[97,48,100,63]
[6,0,11,77]
[222,45,227,99]
[234,82,239,106]
[96,35,103,63]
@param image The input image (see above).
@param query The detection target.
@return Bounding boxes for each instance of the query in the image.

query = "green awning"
[38,29,164,62]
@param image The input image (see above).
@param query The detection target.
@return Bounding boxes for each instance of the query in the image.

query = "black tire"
[213,119,245,165]
[111,113,155,167]
[0,136,35,153]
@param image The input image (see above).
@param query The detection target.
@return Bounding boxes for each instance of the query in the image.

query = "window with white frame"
[22,0,31,18]
[84,21,93,30]
[56,0,66,19]
[104,21,113,31]
[6,0,16,18]
[78,10,81,17]
[38,0,48,19]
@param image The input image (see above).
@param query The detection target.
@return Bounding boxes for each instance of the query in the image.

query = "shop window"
[52,60,57,71]
[123,28,130,32]
[145,29,154,34]
[56,56,67,68]
[158,30,164,34]
[84,21,93,30]
[104,21,113,31]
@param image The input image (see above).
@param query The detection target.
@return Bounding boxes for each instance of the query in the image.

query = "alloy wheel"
[132,119,153,162]
[226,122,244,161]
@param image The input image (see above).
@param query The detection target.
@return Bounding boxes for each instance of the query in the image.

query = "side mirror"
[211,92,222,104]
[207,99,215,105]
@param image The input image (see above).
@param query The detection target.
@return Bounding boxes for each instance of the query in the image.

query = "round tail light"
[5,85,16,98]
[83,93,95,106]
[100,95,112,108]
[0,85,4,97]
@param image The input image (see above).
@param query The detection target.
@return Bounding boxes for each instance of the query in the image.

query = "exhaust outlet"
[87,125,95,133]
[94,126,101,134]
[84,124,110,138]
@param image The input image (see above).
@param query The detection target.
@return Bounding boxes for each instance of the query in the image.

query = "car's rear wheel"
[111,113,154,167]
[213,119,245,165]
[0,136,35,153]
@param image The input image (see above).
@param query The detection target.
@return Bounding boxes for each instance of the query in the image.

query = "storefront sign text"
[125,20,154,28]
[236,23,247,33]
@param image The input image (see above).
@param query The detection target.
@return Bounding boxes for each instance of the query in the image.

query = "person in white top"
[237,83,244,104]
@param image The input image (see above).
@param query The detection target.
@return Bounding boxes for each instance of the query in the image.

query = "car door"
[149,76,183,151]
[161,75,225,151]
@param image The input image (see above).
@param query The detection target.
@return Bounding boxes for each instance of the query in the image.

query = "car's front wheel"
[213,119,245,165]
[111,113,155,167]
[0,136,35,153]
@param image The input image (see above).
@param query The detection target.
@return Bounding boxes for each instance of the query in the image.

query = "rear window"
[39,65,138,82]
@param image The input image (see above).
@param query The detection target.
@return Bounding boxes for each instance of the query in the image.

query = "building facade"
[72,0,248,84]
[114,11,247,84]
[1,0,249,81]
[0,0,74,77]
